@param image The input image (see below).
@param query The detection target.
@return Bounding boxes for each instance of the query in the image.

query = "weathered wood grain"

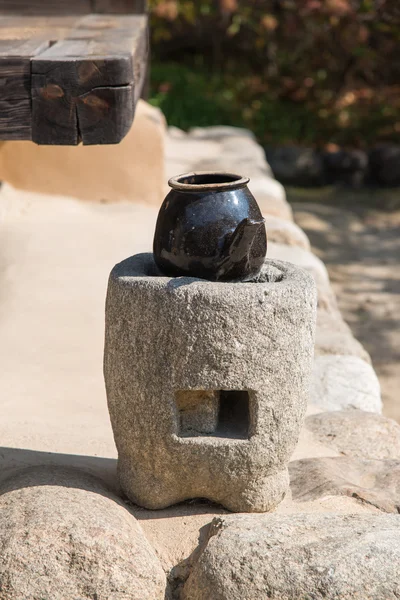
[0,1,91,15]
[0,97,31,139]
[0,0,147,15]
[0,12,149,144]
[0,32,54,140]
[0,15,78,35]
[93,0,147,13]
[0,38,50,98]
[0,17,78,103]
[31,14,148,144]
[77,85,135,144]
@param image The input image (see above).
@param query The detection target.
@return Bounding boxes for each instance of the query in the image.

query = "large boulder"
[166,126,275,182]
[369,144,400,187]
[165,132,220,182]
[289,456,400,513]
[312,355,381,412]
[267,243,344,315]
[267,242,329,288]
[264,216,310,250]
[183,513,400,600]
[189,126,256,140]
[315,309,371,362]
[248,177,291,220]
[323,149,369,187]
[0,466,166,600]
[195,135,273,179]
[305,410,400,460]
[265,145,325,186]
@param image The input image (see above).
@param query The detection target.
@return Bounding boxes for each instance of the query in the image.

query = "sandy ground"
[293,200,400,423]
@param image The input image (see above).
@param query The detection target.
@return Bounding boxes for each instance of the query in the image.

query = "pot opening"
[169,171,250,192]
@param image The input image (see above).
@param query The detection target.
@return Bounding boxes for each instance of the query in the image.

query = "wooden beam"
[93,0,147,14]
[0,1,91,15]
[0,15,80,40]
[0,14,149,144]
[0,97,31,139]
[31,14,148,145]
[0,35,53,140]
[0,0,147,15]
[77,85,135,144]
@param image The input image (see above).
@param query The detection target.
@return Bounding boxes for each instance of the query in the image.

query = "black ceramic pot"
[153,172,267,282]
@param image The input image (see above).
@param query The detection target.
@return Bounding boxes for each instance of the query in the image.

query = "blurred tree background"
[148,0,400,147]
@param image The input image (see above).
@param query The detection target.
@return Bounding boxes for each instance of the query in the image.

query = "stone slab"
[264,215,310,249]
[306,409,400,460]
[289,456,400,513]
[183,513,400,600]
[312,355,382,413]
[315,309,371,363]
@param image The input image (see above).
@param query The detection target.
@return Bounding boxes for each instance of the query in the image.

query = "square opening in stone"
[218,390,250,439]
[175,390,250,439]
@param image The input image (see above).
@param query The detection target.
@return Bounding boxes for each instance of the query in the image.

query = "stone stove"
[104,250,317,512]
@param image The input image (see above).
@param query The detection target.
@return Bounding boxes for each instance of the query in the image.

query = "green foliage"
[150,62,240,130]
[148,1,400,146]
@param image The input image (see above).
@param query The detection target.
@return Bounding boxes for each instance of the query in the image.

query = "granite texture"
[305,409,400,459]
[104,254,317,512]
[0,466,166,600]
[182,513,400,600]
[267,242,329,289]
[289,456,400,512]
[264,215,311,250]
[315,309,371,363]
[312,355,382,412]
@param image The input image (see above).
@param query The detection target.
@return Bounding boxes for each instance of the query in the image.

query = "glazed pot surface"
[153,172,267,282]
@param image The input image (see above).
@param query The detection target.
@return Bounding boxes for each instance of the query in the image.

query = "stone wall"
[163,125,400,599]
[0,112,398,599]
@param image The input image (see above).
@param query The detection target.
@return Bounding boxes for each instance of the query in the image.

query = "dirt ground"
[292,197,400,423]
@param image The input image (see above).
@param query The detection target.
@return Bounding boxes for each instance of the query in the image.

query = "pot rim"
[168,171,250,192]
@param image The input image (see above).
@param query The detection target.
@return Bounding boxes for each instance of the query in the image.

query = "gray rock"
[315,309,371,363]
[168,125,187,139]
[165,130,277,193]
[257,194,293,221]
[194,136,273,179]
[0,466,166,600]
[369,144,400,187]
[312,355,381,412]
[264,215,310,250]
[189,126,256,140]
[314,281,340,313]
[267,242,329,289]
[183,513,400,600]
[165,136,220,181]
[104,255,317,512]
[289,456,400,513]
[248,177,291,221]
[305,409,400,460]
[324,149,368,187]
[265,145,325,186]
